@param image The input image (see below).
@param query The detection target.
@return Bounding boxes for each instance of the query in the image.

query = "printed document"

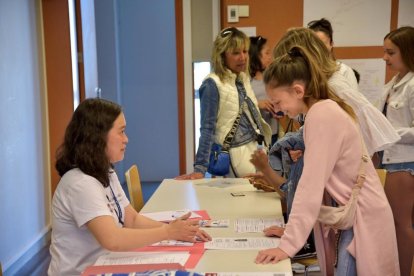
[94,251,190,266]
[204,273,291,276]
[140,209,202,221]
[235,218,284,233]
[204,237,280,250]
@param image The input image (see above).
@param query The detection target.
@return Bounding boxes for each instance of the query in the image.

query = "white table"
[141,178,293,275]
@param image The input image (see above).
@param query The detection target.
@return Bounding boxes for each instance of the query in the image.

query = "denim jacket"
[194,78,258,174]
[269,127,305,216]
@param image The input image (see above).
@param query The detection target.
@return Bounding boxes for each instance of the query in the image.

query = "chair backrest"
[376,169,387,187]
[125,165,144,212]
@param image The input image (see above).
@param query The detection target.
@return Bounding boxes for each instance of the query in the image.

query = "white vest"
[207,71,271,176]
[207,72,271,145]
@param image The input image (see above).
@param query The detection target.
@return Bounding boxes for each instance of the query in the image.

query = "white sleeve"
[69,176,113,228]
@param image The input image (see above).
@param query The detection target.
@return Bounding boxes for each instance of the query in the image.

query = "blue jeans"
[383,161,414,175]
[335,228,356,276]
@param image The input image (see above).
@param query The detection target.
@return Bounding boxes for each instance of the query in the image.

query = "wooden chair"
[125,165,144,212]
[376,168,387,187]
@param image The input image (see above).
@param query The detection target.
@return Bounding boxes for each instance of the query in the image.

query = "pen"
[234,239,248,241]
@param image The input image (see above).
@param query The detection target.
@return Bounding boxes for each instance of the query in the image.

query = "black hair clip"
[288,47,301,57]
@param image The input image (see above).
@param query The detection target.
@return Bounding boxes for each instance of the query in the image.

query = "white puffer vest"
[207,71,271,176]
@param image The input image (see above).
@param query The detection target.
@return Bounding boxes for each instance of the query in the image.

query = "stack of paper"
[204,237,279,250]
[94,251,190,266]
[140,209,202,222]
[234,218,284,233]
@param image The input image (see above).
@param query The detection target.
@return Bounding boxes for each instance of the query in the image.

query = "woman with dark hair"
[48,98,210,276]
[381,26,414,276]
[307,18,359,91]
[249,36,283,145]
[176,27,271,179]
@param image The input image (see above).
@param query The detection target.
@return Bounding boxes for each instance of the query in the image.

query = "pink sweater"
[279,100,400,276]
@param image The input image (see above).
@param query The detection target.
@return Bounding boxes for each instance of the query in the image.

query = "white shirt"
[251,78,278,135]
[379,72,414,163]
[329,69,400,155]
[48,168,129,276]
[337,62,359,91]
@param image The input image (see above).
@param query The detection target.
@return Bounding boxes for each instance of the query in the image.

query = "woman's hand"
[258,99,275,114]
[250,149,270,172]
[165,217,199,242]
[263,225,285,237]
[169,212,211,242]
[175,172,204,180]
[255,247,289,264]
[245,173,275,192]
[195,228,212,242]
[289,150,303,162]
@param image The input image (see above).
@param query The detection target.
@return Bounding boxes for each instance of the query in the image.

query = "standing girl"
[381,26,414,276]
[255,46,399,276]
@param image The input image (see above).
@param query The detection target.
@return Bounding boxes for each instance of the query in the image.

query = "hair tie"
[288,47,301,57]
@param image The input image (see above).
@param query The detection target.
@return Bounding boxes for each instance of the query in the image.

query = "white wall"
[0,0,50,272]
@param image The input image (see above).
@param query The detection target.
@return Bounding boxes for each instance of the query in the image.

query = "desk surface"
[141,178,292,275]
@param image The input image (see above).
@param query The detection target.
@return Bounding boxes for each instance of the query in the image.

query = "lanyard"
[107,185,124,226]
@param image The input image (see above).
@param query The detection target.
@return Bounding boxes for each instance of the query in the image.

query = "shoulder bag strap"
[222,97,245,151]
[324,125,369,205]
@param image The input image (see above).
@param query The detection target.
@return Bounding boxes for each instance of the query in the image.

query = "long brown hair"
[385,26,414,72]
[273,27,338,79]
[55,98,122,187]
[264,46,355,119]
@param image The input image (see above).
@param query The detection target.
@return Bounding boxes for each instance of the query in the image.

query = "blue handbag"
[207,99,244,176]
[207,143,231,176]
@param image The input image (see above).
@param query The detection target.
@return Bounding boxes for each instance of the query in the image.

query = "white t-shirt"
[48,168,129,276]
[251,78,278,135]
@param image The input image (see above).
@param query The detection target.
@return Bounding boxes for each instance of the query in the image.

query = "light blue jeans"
[383,161,414,175]
[335,228,356,276]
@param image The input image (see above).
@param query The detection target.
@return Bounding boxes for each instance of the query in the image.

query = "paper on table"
[94,251,190,266]
[140,209,202,221]
[204,237,280,250]
[204,272,291,276]
[234,218,284,233]
[195,178,250,188]
[151,240,194,247]
[199,219,230,228]
[81,263,185,276]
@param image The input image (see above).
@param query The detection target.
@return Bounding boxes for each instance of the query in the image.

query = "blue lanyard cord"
[108,185,124,226]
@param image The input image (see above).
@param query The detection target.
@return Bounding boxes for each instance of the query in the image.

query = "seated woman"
[48,98,210,276]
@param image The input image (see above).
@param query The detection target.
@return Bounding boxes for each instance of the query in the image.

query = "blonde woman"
[176,27,271,179]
